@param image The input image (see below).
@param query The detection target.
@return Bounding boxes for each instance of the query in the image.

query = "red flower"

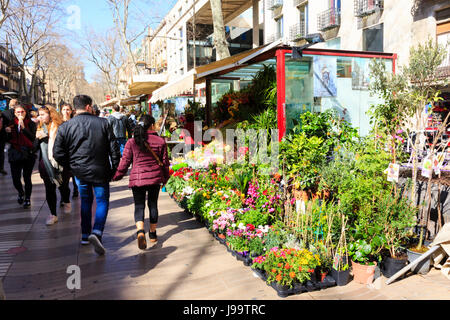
[277,263,282,268]
[246,224,255,231]
[284,264,290,270]
[289,272,296,279]
[308,269,314,273]
[263,190,268,196]
[298,266,302,272]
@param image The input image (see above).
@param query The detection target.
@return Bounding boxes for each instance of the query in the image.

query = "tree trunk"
[210,0,230,61]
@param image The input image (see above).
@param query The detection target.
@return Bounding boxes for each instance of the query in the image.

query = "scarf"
[10,117,34,151]
[40,123,62,186]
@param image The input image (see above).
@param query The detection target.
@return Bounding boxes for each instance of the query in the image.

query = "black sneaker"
[23,199,31,209]
[59,201,64,208]
[0,170,7,175]
[80,237,89,245]
[88,234,106,255]
[72,190,79,198]
[17,195,24,205]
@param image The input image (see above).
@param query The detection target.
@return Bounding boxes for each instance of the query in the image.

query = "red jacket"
[113,131,170,188]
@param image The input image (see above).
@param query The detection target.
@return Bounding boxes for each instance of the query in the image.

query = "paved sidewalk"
[0,165,449,300]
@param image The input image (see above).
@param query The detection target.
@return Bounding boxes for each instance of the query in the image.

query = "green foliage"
[348,239,377,264]
[280,132,329,190]
[248,237,265,255]
[185,100,205,121]
[187,191,205,216]
[375,191,417,258]
[237,209,271,228]
[165,176,187,195]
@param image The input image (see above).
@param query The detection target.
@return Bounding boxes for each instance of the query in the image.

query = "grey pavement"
[0,164,449,300]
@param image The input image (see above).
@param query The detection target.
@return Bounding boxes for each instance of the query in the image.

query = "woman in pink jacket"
[113,115,170,250]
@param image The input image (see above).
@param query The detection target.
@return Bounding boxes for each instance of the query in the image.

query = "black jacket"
[53,112,121,184]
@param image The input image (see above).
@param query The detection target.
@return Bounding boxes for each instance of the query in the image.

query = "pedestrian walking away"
[108,104,130,156]
[36,106,72,226]
[5,104,37,209]
[53,95,121,255]
[0,109,8,175]
[113,115,170,250]
[60,104,79,199]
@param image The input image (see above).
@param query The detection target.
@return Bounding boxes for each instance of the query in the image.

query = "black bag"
[8,146,34,162]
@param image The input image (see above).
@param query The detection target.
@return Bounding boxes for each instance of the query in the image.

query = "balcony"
[289,23,306,41]
[267,32,283,43]
[293,0,307,7]
[354,0,383,17]
[317,7,340,31]
[266,0,283,10]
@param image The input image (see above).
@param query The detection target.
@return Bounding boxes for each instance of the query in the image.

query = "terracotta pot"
[351,260,377,285]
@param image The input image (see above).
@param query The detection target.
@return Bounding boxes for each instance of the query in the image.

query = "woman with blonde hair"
[36,105,71,226]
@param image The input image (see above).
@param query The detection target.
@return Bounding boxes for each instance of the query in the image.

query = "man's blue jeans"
[75,177,110,239]
[117,138,127,156]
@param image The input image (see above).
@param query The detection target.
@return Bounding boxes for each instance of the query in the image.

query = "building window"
[180,47,184,64]
[275,16,284,38]
[363,23,383,52]
[180,68,184,75]
[299,4,307,35]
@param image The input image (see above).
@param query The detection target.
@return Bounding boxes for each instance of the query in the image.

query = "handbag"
[144,142,168,184]
[8,146,33,162]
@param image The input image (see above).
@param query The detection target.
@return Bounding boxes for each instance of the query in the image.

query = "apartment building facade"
[0,45,21,95]
[263,0,450,68]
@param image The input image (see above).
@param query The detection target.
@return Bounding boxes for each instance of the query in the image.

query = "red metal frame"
[276,48,398,140]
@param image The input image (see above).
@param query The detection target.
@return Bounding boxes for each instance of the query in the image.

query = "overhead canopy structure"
[99,97,119,108]
[191,0,253,25]
[149,41,281,103]
[120,94,146,106]
[150,69,196,103]
[128,74,168,96]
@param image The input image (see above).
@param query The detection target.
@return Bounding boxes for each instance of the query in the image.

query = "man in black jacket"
[53,95,120,255]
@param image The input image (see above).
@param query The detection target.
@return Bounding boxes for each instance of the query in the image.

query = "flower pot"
[351,260,377,285]
[330,268,350,286]
[251,268,267,281]
[407,248,431,275]
[271,282,294,298]
[381,255,408,278]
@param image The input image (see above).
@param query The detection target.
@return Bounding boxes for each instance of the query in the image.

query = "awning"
[150,69,196,103]
[128,74,168,96]
[149,42,281,103]
[195,40,282,80]
[120,94,146,106]
[99,97,119,108]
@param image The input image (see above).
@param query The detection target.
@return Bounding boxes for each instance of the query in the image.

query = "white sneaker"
[46,215,58,226]
[62,202,72,214]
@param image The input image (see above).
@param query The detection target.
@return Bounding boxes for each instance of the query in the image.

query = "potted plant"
[330,216,350,286]
[376,191,417,278]
[348,239,378,285]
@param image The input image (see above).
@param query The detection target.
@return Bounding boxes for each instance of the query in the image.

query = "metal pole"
[192,0,196,104]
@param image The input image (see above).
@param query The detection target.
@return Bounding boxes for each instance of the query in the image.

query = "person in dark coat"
[53,95,121,255]
[113,115,170,250]
[5,104,37,209]
[0,109,7,175]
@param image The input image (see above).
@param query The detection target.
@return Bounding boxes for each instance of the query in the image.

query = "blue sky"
[64,0,177,82]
